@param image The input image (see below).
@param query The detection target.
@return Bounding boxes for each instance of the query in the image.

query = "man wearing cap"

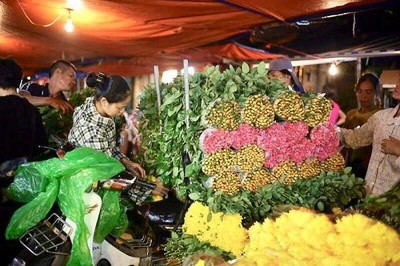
[268,58,305,93]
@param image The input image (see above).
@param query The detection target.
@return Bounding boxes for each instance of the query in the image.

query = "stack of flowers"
[235,208,400,266]
[200,94,342,193]
[177,204,400,265]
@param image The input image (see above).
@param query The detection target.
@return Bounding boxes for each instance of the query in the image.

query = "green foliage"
[164,232,235,261]
[358,181,400,232]
[197,169,366,225]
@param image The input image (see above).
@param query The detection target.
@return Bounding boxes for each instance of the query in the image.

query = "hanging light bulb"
[64,10,74,33]
[66,0,83,10]
[328,63,338,76]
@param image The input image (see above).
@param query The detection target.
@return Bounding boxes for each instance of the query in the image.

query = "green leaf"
[189,192,200,200]
[343,167,352,175]
[241,62,250,74]
[207,211,212,222]
[167,103,182,117]
[317,201,324,211]
[257,62,266,75]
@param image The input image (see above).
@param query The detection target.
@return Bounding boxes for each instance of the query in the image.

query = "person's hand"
[152,181,169,197]
[381,136,400,157]
[125,161,146,178]
[47,97,73,113]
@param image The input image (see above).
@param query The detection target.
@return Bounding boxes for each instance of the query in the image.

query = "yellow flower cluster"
[236,209,400,266]
[182,202,248,257]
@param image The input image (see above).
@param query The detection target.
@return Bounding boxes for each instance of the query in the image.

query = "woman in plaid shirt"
[68,72,145,177]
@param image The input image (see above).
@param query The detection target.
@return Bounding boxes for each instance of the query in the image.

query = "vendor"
[268,58,305,93]
[19,60,76,113]
[68,72,145,176]
[339,77,400,196]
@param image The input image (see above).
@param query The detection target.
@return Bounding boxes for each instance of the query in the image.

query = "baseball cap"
[269,58,305,93]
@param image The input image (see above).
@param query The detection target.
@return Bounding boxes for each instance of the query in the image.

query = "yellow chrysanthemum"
[237,210,400,266]
[182,201,247,257]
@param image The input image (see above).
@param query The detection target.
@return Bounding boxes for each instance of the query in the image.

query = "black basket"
[127,179,156,206]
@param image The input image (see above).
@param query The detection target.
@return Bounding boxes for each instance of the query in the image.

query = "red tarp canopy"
[0,0,387,76]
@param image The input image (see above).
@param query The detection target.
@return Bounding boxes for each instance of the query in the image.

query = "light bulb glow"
[64,17,74,32]
[66,0,83,10]
[180,66,195,75]
[329,63,338,76]
[162,70,178,83]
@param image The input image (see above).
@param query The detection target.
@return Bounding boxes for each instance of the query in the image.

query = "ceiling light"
[64,10,74,33]
[296,20,310,26]
[66,0,83,10]
[328,63,338,76]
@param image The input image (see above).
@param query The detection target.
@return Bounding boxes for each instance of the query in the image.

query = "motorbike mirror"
[38,145,66,159]
[56,148,66,159]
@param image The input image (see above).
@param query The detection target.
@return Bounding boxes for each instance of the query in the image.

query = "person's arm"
[119,126,129,155]
[340,112,377,149]
[336,108,347,126]
[19,90,73,113]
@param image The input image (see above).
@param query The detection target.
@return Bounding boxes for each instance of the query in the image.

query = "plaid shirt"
[68,97,123,160]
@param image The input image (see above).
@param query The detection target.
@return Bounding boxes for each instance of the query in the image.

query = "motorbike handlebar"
[97,172,156,205]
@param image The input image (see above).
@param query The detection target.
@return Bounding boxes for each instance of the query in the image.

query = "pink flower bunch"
[282,122,314,163]
[283,121,309,142]
[229,124,259,149]
[263,149,288,168]
[258,123,289,167]
[286,138,316,163]
[310,123,339,160]
[200,128,232,154]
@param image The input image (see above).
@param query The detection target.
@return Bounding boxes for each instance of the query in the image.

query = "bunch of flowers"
[310,123,339,161]
[230,124,259,150]
[183,202,248,257]
[257,123,288,167]
[236,209,400,266]
[257,122,317,168]
[200,128,232,154]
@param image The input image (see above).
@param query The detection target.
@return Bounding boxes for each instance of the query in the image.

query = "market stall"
[136,61,400,264]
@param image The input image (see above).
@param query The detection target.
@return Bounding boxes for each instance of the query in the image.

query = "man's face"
[268,70,291,86]
[55,67,76,91]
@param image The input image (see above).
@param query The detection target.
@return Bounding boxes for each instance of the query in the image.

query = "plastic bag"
[93,189,128,243]
[6,147,124,266]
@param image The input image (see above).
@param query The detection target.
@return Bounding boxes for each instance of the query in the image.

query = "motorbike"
[4,141,190,266]
[8,174,167,266]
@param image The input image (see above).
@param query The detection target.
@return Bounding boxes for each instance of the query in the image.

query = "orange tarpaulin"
[0,0,387,76]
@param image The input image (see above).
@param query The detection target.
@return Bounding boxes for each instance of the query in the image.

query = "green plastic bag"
[93,189,129,243]
[6,147,125,266]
